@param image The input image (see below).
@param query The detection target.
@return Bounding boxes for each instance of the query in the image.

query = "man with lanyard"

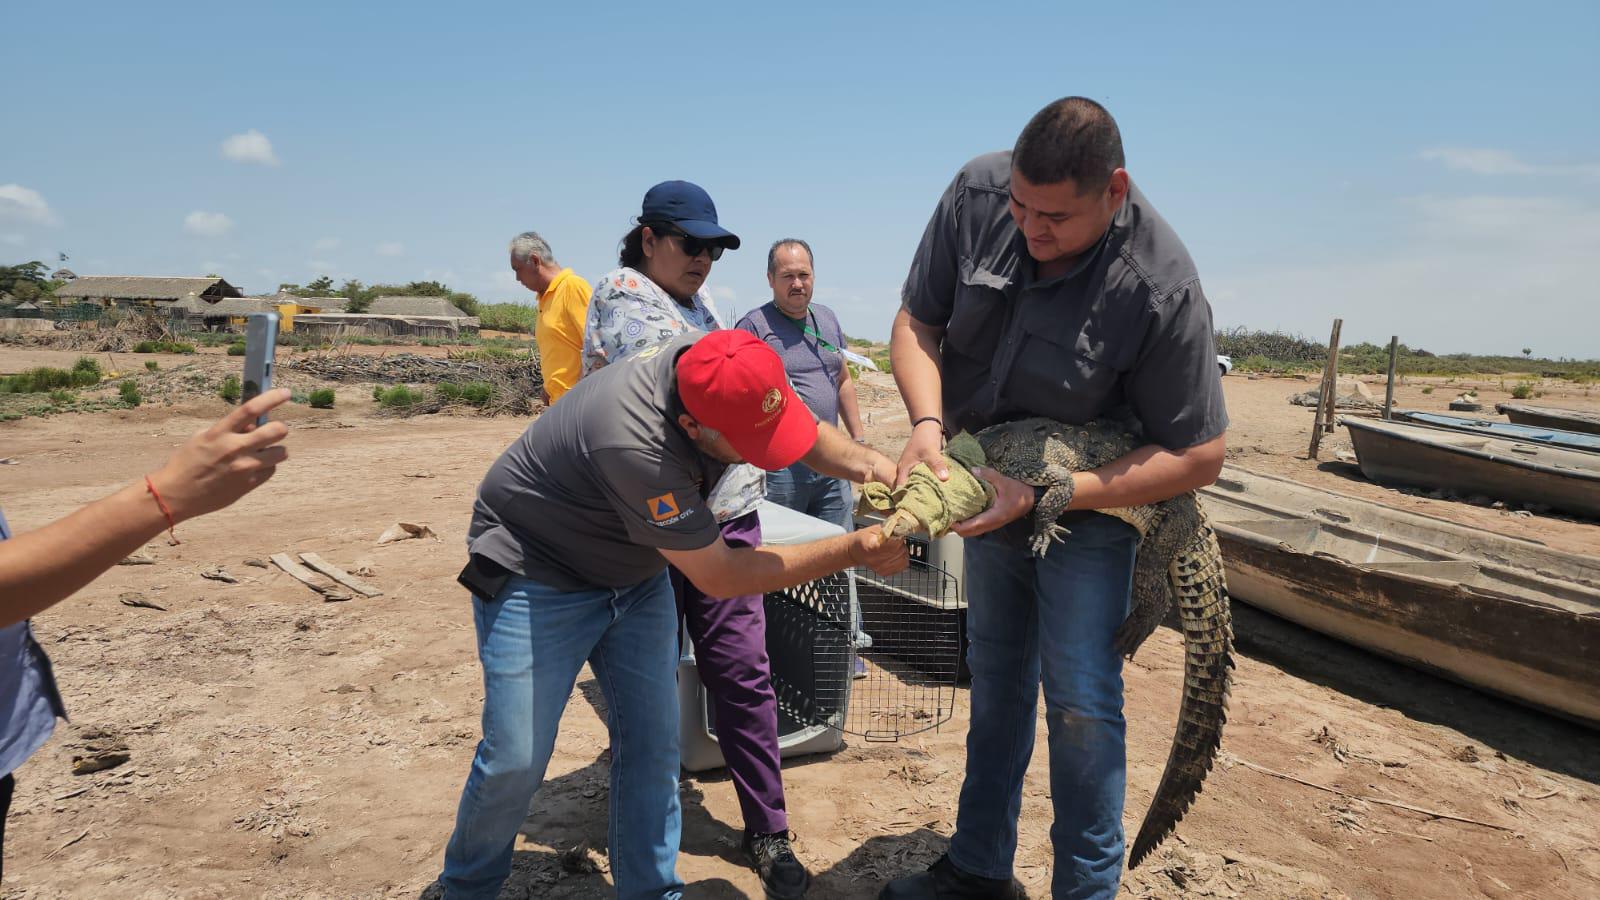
[736,239,866,532]
[508,230,591,405]
[436,329,906,900]
[736,239,875,676]
[880,97,1228,899]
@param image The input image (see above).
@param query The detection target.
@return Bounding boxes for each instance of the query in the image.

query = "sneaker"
[853,657,869,679]
[878,853,1018,899]
[744,830,811,899]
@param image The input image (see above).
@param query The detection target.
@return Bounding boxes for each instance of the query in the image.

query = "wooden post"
[1384,335,1399,420]
[1308,318,1344,458]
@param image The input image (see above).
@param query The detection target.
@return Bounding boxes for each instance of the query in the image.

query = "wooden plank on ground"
[298,553,383,597]
[270,553,352,602]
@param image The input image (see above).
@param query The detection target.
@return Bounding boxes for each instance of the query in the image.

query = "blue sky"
[4,1,1598,357]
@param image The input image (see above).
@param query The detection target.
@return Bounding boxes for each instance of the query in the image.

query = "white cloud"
[312,237,341,252]
[221,129,280,166]
[0,184,59,225]
[0,233,24,246]
[1419,147,1600,180]
[308,260,338,274]
[1211,193,1600,358]
[184,210,234,237]
[376,241,405,257]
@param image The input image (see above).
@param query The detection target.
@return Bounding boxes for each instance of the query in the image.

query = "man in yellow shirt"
[510,231,591,404]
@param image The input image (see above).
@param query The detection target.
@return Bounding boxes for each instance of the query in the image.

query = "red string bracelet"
[144,475,180,545]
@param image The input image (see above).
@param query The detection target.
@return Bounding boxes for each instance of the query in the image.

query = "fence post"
[1384,335,1399,420]
[1308,318,1344,458]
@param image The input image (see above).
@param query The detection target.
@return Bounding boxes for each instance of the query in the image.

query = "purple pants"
[669,510,787,836]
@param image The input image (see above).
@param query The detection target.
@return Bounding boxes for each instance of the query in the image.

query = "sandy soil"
[1,348,1597,899]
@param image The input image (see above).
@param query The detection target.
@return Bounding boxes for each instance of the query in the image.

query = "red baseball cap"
[676,330,818,470]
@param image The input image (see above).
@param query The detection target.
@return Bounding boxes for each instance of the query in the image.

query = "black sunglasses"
[649,223,726,261]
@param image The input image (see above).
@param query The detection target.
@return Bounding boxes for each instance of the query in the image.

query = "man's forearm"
[890,307,943,423]
[1,481,170,627]
[715,533,861,598]
[1068,435,1226,511]
[800,422,892,483]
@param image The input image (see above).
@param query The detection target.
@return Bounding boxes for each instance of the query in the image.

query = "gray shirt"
[903,151,1228,450]
[467,334,726,592]
[735,301,847,428]
[1,507,69,778]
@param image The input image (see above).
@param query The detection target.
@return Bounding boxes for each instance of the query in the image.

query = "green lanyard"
[782,308,839,354]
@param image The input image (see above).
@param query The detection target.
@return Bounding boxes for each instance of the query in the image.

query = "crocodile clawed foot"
[1029,523,1070,557]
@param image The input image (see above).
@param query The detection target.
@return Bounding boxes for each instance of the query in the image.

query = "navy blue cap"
[640,181,741,249]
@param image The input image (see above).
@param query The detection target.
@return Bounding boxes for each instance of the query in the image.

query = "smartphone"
[242,312,280,426]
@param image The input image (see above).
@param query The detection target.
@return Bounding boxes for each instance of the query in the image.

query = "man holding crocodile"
[879,97,1229,899]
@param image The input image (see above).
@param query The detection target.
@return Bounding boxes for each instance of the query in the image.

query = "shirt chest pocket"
[1002,312,1123,424]
[942,259,1010,363]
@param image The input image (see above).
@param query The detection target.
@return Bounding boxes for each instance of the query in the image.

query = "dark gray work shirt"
[735,301,847,427]
[1,506,69,778]
[467,334,726,592]
[902,151,1228,450]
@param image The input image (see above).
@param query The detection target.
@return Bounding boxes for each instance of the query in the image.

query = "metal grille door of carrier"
[765,558,962,741]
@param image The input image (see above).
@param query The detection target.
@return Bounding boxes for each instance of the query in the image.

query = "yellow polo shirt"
[536,268,592,402]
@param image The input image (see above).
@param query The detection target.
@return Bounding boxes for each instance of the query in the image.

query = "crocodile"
[879,418,1233,868]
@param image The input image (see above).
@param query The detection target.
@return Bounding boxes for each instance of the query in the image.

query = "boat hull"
[1213,526,1600,726]
[1344,418,1600,518]
[1393,409,1600,453]
[1202,468,1600,727]
[1497,402,1600,436]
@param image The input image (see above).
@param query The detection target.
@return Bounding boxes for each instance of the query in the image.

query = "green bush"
[219,374,241,403]
[309,388,336,409]
[372,384,385,401]
[72,357,103,382]
[48,389,75,405]
[145,360,159,372]
[437,381,493,406]
[1421,386,1434,395]
[476,302,538,334]
[133,340,196,354]
[1,364,102,393]
[377,385,424,408]
[119,381,141,407]
[1511,382,1535,400]
[227,342,247,356]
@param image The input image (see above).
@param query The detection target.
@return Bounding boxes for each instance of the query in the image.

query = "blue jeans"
[764,461,852,533]
[948,514,1137,900]
[440,572,684,900]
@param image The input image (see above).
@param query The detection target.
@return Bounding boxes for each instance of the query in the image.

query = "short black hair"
[1011,96,1125,193]
[766,238,813,275]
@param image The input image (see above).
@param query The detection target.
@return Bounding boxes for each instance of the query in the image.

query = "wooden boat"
[1391,409,1600,453]
[1496,401,1600,436]
[1200,467,1600,726]
[1343,417,1600,518]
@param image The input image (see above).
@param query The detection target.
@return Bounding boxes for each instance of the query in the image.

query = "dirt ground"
[2,345,1598,899]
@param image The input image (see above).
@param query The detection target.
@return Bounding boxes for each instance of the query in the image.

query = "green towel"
[857,432,995,537]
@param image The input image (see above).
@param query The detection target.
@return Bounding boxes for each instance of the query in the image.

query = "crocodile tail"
[1127,523,1233,869]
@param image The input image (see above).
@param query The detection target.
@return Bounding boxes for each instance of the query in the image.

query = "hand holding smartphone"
[242,312,280,427]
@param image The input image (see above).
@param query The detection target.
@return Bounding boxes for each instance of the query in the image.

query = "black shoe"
[744,830,811,899]
[878,853,1017,899]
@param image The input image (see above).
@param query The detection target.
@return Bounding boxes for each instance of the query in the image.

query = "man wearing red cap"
[434,329,906,900]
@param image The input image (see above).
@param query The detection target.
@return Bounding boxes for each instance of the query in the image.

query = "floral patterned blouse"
[582,267,765,523]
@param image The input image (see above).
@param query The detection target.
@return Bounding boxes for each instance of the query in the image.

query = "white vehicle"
[1217,355,1233,376]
